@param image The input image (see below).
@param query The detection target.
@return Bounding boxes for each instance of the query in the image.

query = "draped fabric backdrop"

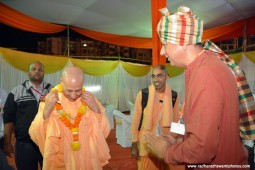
[0,48,254,111]
[1,2,255,48]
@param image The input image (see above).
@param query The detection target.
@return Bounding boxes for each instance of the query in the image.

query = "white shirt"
[28,81,45,102]
[0,88,8,138]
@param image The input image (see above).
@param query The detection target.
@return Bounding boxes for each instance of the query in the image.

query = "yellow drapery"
[70,58,119,76]
[121,61,151,77]
[229,53,243,64]
[166,65,185,78]
[1,48,254,77]
[0,47,184,77]
[244,51,255,64]
[0,47,68,74]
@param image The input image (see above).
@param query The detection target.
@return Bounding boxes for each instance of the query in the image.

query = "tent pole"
[67,25,70,57]
[151,0,166,66]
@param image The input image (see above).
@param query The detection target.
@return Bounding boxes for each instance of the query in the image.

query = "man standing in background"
[131,64,184,170]
[4,61,53,170]
[0,88,7,150]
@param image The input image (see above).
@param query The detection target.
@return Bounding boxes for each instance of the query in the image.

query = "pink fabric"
[164,51,248,168]
[29,93,111,170]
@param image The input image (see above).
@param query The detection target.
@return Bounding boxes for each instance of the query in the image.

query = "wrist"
[43,109,51,120]
[90,106,101,113]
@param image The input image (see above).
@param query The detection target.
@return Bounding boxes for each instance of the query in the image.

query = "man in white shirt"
[0,88,7,150]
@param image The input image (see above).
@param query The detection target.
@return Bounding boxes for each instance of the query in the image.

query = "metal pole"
[67,25,70,56]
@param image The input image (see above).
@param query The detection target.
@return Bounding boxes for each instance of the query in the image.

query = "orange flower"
[55,102,62,110]
[54,84,88,151]
[73,134,79,141]
[69,125,74,130]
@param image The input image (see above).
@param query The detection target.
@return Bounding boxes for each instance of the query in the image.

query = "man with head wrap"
[144,6,251,169]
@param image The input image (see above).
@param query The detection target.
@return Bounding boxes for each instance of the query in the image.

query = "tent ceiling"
[2,0,255,38]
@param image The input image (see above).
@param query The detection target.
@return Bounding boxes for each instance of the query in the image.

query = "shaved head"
[152,64,168,75]
[60,66,84,101]
[61,66,84,84]
[27,61,44,85]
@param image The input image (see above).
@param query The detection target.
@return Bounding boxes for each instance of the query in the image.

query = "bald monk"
[29,66,111,170]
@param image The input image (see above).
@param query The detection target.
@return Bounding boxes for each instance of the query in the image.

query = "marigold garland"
[52,84,87,151]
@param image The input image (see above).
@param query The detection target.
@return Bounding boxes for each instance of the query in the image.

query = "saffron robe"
[164,50,248,169]
[131,85,184,170]
[29,93,111,170]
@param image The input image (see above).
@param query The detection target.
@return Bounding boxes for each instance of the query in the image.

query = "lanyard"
[31,84,46,102]
[31,83,44,95]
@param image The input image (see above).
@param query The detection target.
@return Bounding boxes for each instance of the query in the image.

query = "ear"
[166,74,170,79]
[60,80,64,88]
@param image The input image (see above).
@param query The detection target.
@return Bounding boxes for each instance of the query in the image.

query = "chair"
[128,101,134,120]
[105,104,116,129]
[113,110,132,147]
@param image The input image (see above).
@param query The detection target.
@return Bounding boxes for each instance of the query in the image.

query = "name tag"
[170,122,185,135]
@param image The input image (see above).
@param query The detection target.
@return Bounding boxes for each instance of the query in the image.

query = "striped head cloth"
[204,40,255,140]
[157,6,203,46]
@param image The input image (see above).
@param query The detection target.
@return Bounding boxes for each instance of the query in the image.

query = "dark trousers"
[0,137,4,150]
[0,148,14,170]
[247,147,254,170]
[15,140,43,170]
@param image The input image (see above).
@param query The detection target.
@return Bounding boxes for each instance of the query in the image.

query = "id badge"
[170,122,185,135]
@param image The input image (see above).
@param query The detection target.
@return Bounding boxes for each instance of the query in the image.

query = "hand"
[131,142,139,160]
[161,134,178,144]
[144,133,171,159]
[4,142,14,157]
[81,91,100,113]
[176,135,184,143]
[43,90,59,119]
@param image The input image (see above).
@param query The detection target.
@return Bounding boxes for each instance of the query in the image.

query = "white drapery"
[0,53,254,111]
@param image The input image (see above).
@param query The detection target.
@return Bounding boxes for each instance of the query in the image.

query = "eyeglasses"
[151,74,166,79]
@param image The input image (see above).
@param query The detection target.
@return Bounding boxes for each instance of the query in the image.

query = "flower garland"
[51,84,87,151]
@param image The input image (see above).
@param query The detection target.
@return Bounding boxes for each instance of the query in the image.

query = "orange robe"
[29,93,111,170]
[131,85,184,170]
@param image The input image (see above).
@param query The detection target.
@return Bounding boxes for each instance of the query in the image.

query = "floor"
[103,128,137,170]
[6,127,254,170]
[6,127,137,170]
